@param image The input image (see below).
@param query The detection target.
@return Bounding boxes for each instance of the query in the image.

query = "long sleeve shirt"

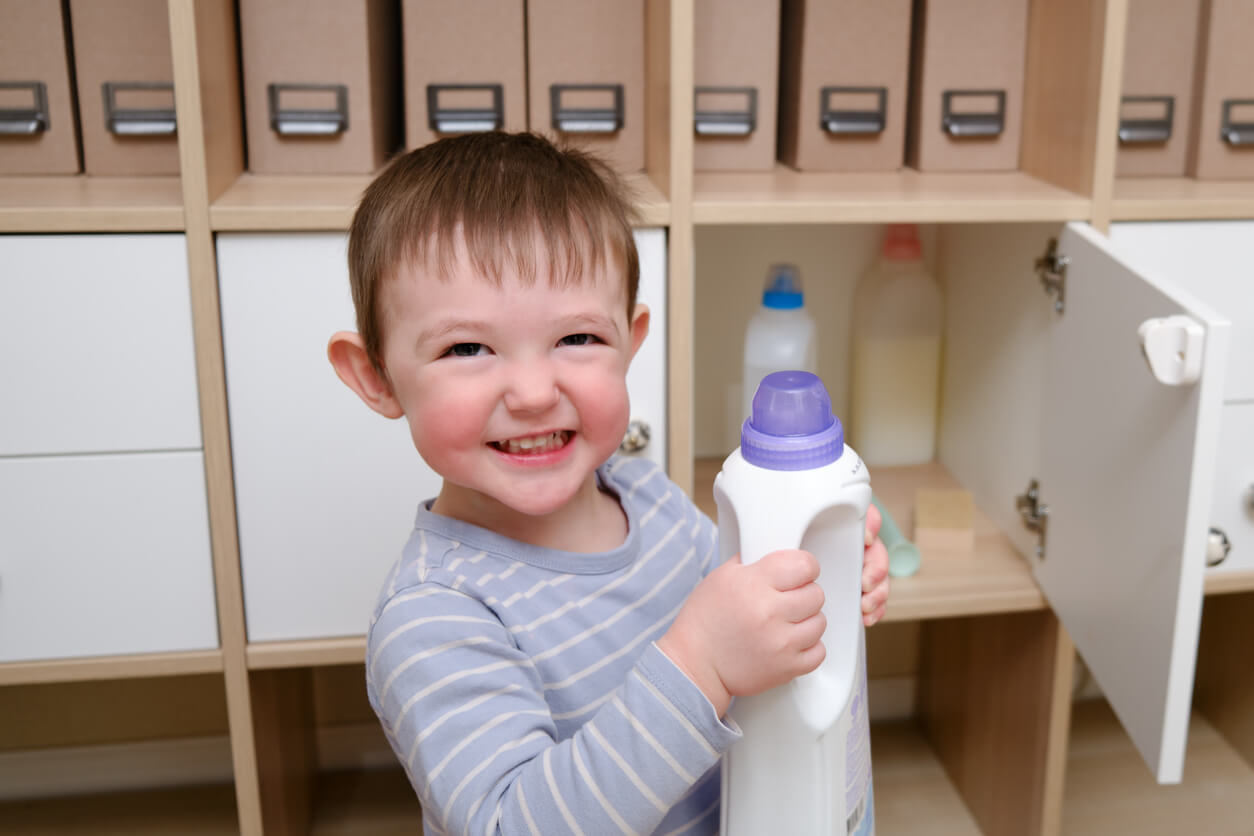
[366,455,741,836]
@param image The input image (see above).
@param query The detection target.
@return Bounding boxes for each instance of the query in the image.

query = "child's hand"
[658,549,826,717]
[862,503,890,626]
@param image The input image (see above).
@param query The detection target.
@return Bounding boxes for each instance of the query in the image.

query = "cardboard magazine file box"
[403,0,527,150]
[68,0,178,176]
[692,0,779,171]
[778,0,912,172]
[907,0,1029,172]
[1188,0,1254,179]
[1116,0,1205,177]
[527,0,645,173]
[240,0,401,174]
[0,0,80,175]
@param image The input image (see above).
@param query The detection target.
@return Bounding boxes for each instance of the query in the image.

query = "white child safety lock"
[1138,314,1205,386]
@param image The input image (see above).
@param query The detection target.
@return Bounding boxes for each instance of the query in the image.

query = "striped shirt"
[366,455,741,836]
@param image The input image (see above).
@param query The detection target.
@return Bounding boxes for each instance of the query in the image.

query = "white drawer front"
[217,233,439,643]
[0,452,218,662]
[1210,402,1254,574]
[624,228,668,470]
[0,235,203,456]
[218,229,670,643]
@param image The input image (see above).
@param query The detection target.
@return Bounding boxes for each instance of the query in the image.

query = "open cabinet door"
[1034,222,1230,783]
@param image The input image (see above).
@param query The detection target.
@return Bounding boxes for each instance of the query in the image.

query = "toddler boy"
[329,131,890,836]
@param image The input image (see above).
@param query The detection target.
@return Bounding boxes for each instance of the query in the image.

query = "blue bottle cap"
[762,264,804,310]
[741,371,844,471]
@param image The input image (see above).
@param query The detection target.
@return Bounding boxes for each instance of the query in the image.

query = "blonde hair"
[347,131,641,373]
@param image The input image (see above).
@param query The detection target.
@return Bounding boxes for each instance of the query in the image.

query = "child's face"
[376,238,649,521]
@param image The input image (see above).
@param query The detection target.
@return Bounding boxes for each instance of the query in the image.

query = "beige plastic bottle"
[850,224,943,467]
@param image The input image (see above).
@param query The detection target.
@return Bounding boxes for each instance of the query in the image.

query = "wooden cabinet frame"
[3,1,1254,833]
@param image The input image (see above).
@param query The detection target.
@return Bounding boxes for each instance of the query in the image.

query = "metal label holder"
[819,86,887,135]
[550,83,624,134]
[941,89,1006,138]
[1220,98,1254,146]
[426,83,504,134]
[267,83,348,137]
[103,81,177,136]
[0,81,50,135]
[1118,95,1174,144]
[693,86,757,136]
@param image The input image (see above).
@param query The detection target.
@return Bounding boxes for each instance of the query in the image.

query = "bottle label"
[844,634,874,835]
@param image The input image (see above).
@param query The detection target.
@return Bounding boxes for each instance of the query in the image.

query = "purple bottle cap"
[741,371,844,471]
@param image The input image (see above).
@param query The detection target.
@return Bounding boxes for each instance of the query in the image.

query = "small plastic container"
[850,224,943,467]
[742,264,817,423]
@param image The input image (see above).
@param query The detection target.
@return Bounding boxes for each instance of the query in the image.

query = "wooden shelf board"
[0,649,223,687]
[692,164,1092,224]
[693,457,1046,622]
[1062,699,1254,835]
[1112,177,1254,221]
[1205,568,1254,596]
[0,176,185,232]
[247,636,366,670]
[872,721,982,835]
[211,171,670,231]
[0,781,239,835]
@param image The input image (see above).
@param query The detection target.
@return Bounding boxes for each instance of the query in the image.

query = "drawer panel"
[0,451,218,663]
[217,232,440,642]
[218,229,668,642]
[0,234,202,456]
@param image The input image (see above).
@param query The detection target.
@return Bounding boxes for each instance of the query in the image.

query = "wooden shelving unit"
[5,0,1254,834]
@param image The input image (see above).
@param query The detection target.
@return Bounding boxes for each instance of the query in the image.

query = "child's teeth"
[503,431,564,454]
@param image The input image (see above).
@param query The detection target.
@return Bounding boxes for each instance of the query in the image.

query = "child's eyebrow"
[415,318,489,347]
[561,312,622,337]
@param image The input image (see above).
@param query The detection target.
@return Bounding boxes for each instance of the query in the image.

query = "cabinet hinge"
[1016,478,1049,558]
[1034,238,1068,314]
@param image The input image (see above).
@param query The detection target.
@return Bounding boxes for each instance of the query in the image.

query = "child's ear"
[628,303,650,362]
[327,332,404,419]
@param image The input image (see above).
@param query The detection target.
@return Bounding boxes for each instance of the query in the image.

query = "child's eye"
[442,342,489,358]
[557,333,603,347]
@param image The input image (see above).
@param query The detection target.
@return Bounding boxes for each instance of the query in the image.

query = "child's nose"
[503,361,560,413]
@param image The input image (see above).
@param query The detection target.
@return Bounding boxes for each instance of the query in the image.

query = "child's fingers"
[862,539,889,592]
[865,502,883,545]
[863,603,887,627]
[779,581,825,622]
[791,610,827,657]
[861,576,890,618]
[759,549,820,590]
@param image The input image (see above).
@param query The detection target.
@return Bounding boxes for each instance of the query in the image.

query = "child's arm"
[368,581,738,836]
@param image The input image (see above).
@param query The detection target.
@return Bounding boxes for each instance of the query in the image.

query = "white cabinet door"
[1034,222,1230,783]
[1108,222,1254,574]
[624,228,667,470]
[219,229,670,642]
[217,233,438,643]
[0,235,202,456]
[0,452,218,662]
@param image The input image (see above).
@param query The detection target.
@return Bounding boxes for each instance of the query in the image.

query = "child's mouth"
[490,430,573,455]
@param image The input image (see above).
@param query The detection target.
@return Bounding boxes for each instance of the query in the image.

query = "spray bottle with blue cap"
[717,370,875,836]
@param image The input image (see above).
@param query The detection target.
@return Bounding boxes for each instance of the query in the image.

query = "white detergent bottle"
[717,371,875,836]
[742,264,818,424]
[850,223,943,466]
